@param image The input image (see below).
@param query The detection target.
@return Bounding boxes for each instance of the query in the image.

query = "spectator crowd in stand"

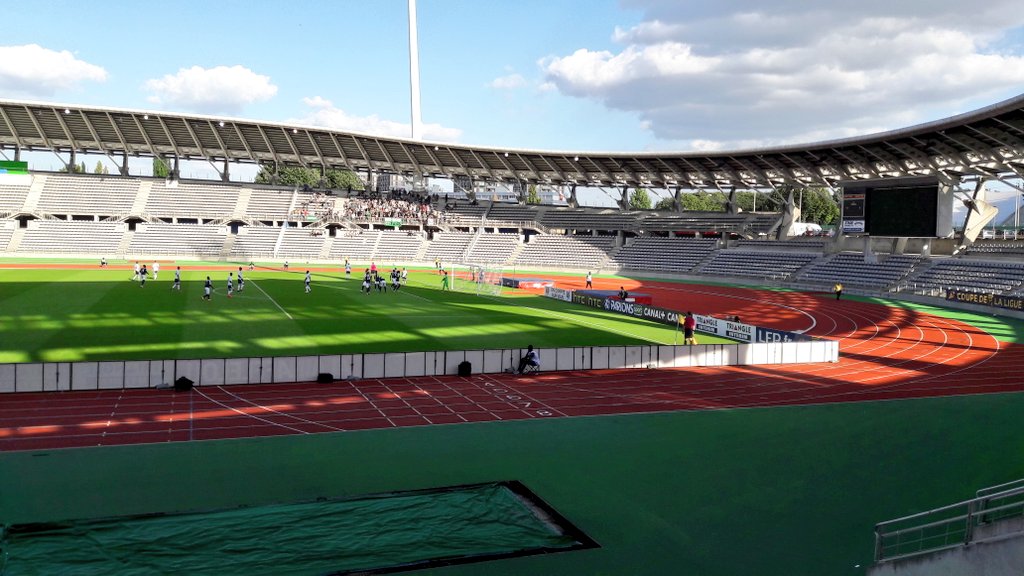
[336,192,450,225]
[287,188,479,225]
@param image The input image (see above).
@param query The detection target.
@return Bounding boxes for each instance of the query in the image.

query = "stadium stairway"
[21,175,46,212]
[690,245,724,275]
[234,187,253,218]
[787,253,828,281]
[898,258,936,290]
[464,231,483,261]
[219,234,236,258]
[319,235,334,259]
[131,181,153,215]
[5,227,25,252]
[506,241,526,265]
[116,229,134,254]
[414,240,430,261]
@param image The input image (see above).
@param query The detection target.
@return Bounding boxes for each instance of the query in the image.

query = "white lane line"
[215,386,345,432]
[249,279,293,320]
[193,387,307,434]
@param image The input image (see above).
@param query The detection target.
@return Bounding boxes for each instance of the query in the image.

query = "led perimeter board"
[839,176,953,237]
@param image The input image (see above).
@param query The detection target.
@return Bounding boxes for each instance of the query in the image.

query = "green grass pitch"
[0,264,734,363]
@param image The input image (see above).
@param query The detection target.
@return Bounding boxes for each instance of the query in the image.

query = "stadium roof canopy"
[1,95,1023,190]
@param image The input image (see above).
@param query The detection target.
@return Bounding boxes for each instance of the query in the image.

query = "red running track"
[2,280,1021,452]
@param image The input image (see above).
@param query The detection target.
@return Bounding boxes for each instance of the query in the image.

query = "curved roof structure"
[1,94,1023,190]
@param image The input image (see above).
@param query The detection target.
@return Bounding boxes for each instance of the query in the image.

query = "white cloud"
[294,96,462,142]
[543,2,1024,148]
[0,44,106,97]
[143,65,277,114]
[489,73,526,90]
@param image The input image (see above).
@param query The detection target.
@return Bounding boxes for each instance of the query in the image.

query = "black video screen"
[867,185,937,237]
[842,177,939,237]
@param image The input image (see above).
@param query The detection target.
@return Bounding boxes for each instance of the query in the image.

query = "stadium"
[4,14,1024,576]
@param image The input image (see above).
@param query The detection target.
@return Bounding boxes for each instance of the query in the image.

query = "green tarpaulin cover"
[0,482,584,575]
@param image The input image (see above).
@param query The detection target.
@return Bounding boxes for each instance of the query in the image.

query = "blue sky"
[6,0,1024,153]
[3,0,1024,212]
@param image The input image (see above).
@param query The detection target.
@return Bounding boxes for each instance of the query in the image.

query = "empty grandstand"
[699,249,819,281]
[514,235,616,270]
[610,237,717,274]
[796,253,922,290]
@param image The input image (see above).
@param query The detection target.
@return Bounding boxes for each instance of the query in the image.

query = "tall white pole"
[408,0,423,141]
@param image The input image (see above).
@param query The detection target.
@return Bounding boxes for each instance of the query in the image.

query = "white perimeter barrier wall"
[0,341,838,393]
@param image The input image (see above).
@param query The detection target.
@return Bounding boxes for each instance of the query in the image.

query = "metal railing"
[874,481,1024,563]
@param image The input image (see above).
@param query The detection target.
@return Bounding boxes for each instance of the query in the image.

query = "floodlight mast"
[408,0,423,141]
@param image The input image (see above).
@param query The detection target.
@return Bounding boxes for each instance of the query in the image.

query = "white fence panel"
[735,344,754,366]
[273,356,297,383]
[175,359,201,386]
[782,342,798,364]
[14,364,42,392]
[150,360,173,388]
[608,347,626,369]
[465,350,484,375]
[339,354,362,380]
[200,359,225,386]
[363,353,385,379]
[0,337,838,392]
[46,363,69,390]
[705,345,723,367]
[0,364,16,393]
[444,351,466,376]
[72,362,99,390]
[751,343,768,365]
[124,361,149,388]
[384,353,406,378]
[296,356,320,382]
[319,355,341,380]
[224,358,249,385]
[98,362,124,389]
[248,357,273,383]
[404,352,426,377]
[555,348,574,371]
[483,349,505,373]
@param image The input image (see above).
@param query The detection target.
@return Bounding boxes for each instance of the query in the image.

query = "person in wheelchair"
[516,345,541,374]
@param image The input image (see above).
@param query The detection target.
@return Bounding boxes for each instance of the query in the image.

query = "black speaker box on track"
[174,376,194,392]
[316,372,334,383]
[457,361,472,377]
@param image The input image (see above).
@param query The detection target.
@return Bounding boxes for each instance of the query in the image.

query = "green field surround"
[3,393,1024,575]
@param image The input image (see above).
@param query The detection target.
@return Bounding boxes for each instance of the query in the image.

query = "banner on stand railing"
[569,290,812,343]
[544,286,574,302]
[946,289,1024,311]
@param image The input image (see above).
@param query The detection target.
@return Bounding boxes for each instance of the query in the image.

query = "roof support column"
[13,145,20,161]
[222,158,230,182]
[672,186,682,213]
[959,179,998,245]
[119,151,129,176]
[619,186,630,210]
[568,183,578,208]
[172,155,180,180]
[775,187,797,240]
[725,186,738,214]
